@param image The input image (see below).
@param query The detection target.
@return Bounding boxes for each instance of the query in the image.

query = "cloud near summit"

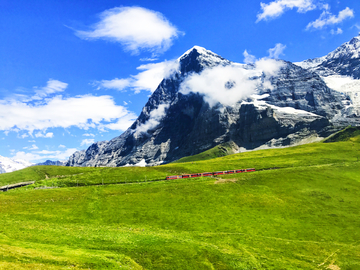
[180,59,284,107]
[95,60,180,93]
[76,6,182,54]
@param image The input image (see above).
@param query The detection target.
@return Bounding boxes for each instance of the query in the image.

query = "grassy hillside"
[324,126,360,143]
[0,137,360,269]
[174,141,239,163]
[1,137,360,188]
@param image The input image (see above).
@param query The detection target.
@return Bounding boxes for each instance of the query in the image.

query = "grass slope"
[324,126,360,143]
[1,138,360,188]
[0,139,360,269]
[174,141,239,163]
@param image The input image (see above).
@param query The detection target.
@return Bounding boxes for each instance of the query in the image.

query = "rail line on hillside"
[1,168,258,191]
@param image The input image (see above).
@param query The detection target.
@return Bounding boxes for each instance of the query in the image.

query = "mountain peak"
[179,46,209,58]
[296,34,360,78]
[349,34,360,44]
[179,45,231,74]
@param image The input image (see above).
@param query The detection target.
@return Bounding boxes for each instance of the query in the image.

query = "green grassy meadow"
[0,131,360,269]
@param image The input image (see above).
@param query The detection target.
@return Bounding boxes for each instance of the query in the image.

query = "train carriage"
[166,175,179,180]
[166,168,255,180]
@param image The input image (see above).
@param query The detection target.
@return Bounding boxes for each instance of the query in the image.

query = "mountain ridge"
[67,39,360,167]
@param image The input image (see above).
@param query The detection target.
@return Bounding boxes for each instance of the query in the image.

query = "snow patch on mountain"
[247,94,320,117]
[321,75,360,114]
[0,156,33,174]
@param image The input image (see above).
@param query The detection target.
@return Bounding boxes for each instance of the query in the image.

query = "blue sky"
[1,0,360,163]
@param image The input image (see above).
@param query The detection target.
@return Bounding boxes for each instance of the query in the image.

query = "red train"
[166,168,255,180]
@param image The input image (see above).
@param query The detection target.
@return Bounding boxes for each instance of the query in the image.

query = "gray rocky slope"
[67,39,360,167]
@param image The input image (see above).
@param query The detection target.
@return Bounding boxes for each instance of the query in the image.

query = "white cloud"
[13,148,78,162]
[0,80,138,136]
[35,132,54,138]
[306,7,354,30]
[95,60,179,93]
[23,144,39,150]
[94,78,132,91]
[256,58,285,76]
[131,61,179,92]
[83,133,95,137]
[180,65,258,107]
[243,50,257,64]
[331,27,343,35]
[243,43,286,64]
[58,144,66,148]
[257,0,316,22]
[32,79,68,100]
[180,56,285,107]
[134,104,169,135]
[81,139,95,146]
[268,43,286,59]
[76,6,181,54]
[104,112,138,131]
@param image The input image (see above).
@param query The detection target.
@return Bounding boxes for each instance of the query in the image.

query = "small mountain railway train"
[166,168,255,180]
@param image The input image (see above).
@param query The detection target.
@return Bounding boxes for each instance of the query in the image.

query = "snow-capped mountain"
[68,37,360,167]
[296,35,360,78]
[296,34,360,117]
[0,156,33,174]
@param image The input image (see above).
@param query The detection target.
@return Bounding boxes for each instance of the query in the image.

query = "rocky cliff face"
[67,39,360,167]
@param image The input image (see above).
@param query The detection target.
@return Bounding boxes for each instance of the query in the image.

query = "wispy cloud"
[244,43,286,63]
[256,1,354,33]
[83,133,95,137]
[75,6,182,54]
[331,28,343,35]
[13,148,78,162]
[32,79,68,100]
[0,80,137,137]
[306,7,354,30]
[35,132,54,138]
[256,0,316,22]
[180,65,258,107]
[81,139,95,146]
[268,43,286,59]
[243,50,257,64]
[180,61,284,107]
[134,104,169,135]
[94,60,179,93]
[23,144,39,150]
[94,78,132,91]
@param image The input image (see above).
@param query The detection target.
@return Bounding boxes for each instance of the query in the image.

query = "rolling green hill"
[324,126,360,143]
[0,133,360,269]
